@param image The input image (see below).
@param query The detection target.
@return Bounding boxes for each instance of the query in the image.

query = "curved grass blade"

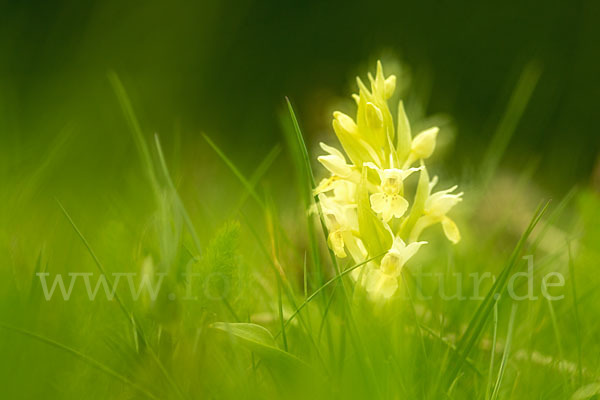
[56,201,187,400]
[481,62,542,186]
[485,300,500,399]
[282,98,325,286]
[445,200,550,388]
[108,72,161,196]
[202,133,266,210]
[154,134,202,256]
[278,252,385,334]
[568,241,583,385]
[0,322,160,400]
[490,303,518,400]
[231,144,282,215]
[570,383,600,400]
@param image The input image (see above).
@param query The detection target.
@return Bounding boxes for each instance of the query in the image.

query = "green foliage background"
[1,0,600,399]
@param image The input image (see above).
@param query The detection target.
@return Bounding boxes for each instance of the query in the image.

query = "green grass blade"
[401,269,428,359]
[56,199,133,323]
[481,62,542,185]
[154,134,202,256]
[231,144,282,215]
[546,279,570,390]
[282,98,325,286]
[485,300,500,400]
[56,200,187,400]
[277,275,288,351]
[202,133,266,209]
[278,252,385,333]
[108,72,160,196]
[568,241,583,385]
[447,200,550,387]
[490,303,518,400]
[0,322,160,400]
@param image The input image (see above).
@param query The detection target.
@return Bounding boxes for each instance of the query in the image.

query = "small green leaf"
[211,322,308,372]
[212,322,277,348]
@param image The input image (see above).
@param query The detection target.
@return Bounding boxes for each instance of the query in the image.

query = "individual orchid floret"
[365,162,421,222]
[332,111,383,168]
[409,179,463,244]
[317,142,360,181]
[365,237,427,299]
[319,193,365,260]
[404,127,439,167]
[330,179,357,207]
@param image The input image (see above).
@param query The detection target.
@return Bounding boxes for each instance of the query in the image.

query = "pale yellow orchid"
[403,127,439,168]
[319,193,366,261]
[409,177,463,243]
[317,142,356,179]
[365,237,427,299]
[313,61,463,302]
[365,162,421,223]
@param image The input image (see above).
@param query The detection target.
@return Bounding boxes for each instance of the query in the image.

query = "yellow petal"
[384,75,396,99]
[401,241,427,264]
[314,177,336,195]
[381,206,393,223]
[442,216,461,244]
[333,111,358,135]
[318,154,352,177]
[365,102,383,131]
[389,195,409,218]
[328,231,347,258]
[370,192,387,214]
[379,275,399,299]
[411,127,438,159]
[365,268,383,293]
[366,269,398,299]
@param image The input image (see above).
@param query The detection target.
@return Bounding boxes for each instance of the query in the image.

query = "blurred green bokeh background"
[1,0,598,196]
[2,2,600,398]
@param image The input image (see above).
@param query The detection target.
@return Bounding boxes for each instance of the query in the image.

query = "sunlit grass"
[1,64,599,400]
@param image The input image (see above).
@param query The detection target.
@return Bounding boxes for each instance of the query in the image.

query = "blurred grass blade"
[56,200,186,400]
[154,134,202,256]
[280,252,385,332]
[202,133,266,209]
[282,98,326,286]
[490,303,518,400]
[447,200,550,387]
[530,186,576,253]
[401,270,428,359]
[481,61,542,185]
[108,72,160,195]
[568,241,583,385]
[0,322,160,400]
[546,278,569,389]
[231,144,282,214]
[56,200,134,323]
[570,383,600,400]
[418,324,481,377]
[485,300,500,399]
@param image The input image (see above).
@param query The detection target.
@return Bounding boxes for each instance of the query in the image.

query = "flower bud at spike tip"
[365,102,384,131]
[384,75,396,99]
[411,127,439,159]
[333,112,358,136]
